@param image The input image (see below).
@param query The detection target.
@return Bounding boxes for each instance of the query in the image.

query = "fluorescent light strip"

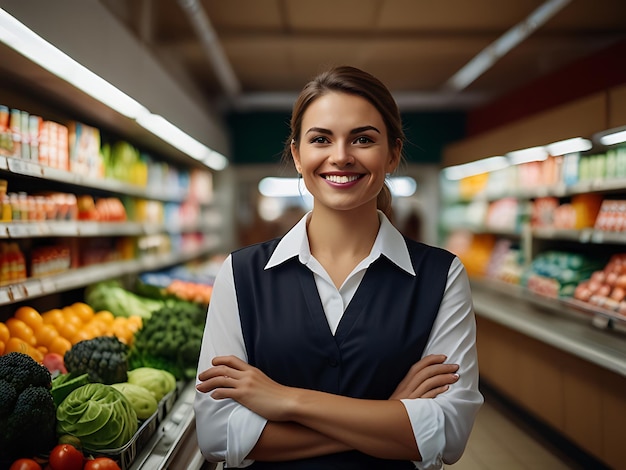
[599,129,626,146]
[0,8,227,171]
[0,9,147,119]
[136,113,228,170]
[546,137,592,156]
[445,0,571,91]
[507,146,548,165]
[443,156,509,181]
[258,177,308,198]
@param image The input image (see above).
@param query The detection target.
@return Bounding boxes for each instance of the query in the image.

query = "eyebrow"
[305,125,381,136]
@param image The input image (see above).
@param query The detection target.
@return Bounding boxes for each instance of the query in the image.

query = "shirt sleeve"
[401,256,484,469]
[194,255,268,467]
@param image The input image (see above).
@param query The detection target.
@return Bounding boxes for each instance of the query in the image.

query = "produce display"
[137,269,214,305]
[521,251,603,298]
[573,253,626,316]
[0,270,212,469]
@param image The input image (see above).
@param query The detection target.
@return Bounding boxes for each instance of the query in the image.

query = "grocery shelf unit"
[0,157,222,307]
[0,34,224,469]
[441,86,626,469]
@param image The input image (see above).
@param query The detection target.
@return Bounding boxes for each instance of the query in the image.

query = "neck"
[307,204,380,260]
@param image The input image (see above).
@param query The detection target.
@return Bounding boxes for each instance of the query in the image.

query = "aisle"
[448,386,608,470]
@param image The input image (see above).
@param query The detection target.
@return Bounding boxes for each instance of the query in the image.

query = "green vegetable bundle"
[129,300,206,380]
[85,280,165,319]
[56,383,138,450]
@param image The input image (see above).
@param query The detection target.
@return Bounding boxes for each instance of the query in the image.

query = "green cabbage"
[56,383,138,450]
[111,382,158,420]
[127,367,176,402]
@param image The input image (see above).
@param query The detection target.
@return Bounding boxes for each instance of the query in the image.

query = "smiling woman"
[194,66,483,470]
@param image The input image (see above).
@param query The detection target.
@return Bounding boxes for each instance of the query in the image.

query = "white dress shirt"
[194,211,483,469]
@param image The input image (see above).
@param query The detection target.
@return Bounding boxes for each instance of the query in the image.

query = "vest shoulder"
[404,237,456,261]
[231,238,281,263]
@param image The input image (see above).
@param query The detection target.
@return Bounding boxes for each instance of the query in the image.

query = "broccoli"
[64,335,129,384]
[0,352,57,461]
[129,302,206,380]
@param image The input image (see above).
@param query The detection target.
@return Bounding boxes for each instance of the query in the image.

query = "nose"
[329,142,354,167]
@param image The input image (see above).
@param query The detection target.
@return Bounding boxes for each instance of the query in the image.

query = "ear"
[387,138,402,173]
[291,139,302,174]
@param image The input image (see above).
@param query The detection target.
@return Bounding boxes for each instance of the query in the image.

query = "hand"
[389,354,459,400]
[196,355,295,421]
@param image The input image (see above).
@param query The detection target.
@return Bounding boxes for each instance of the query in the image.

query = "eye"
[310,135,330,144]
[354,136,374,145]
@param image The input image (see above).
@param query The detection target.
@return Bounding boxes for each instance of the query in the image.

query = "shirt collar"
[265,211,415,276]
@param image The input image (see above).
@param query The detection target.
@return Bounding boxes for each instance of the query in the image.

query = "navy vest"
[231,237,455,469]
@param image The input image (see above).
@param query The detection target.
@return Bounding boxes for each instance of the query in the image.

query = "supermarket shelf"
[532,227,626,244]
[0,238,220,305]
[0,220,219,238]
[448,176,626,205]
[471,279,626,377]
[0,156,188,202]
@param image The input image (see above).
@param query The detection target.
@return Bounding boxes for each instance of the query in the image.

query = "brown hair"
[284,66,405,218]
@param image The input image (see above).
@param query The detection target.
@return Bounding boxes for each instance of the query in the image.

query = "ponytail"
[377,183,393,220]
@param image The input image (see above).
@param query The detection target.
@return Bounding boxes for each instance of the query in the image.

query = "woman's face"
[291,91,400,214]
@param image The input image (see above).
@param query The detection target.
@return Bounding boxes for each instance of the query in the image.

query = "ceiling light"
[442,156,509,181]
[387,177,418,197]
[136,113,228,170]
[444,0,571,91]
[507,146,548,165]
[258,177,308,198]
[595,126,626,146]
[0,9,147,119]
[546,137,592,156]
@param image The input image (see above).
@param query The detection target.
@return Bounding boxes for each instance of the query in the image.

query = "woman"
[195,65,483,469]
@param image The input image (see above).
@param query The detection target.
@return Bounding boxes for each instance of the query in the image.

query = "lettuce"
[56,383,138,450]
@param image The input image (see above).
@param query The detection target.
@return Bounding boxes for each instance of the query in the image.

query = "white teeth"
[325,174,359,183]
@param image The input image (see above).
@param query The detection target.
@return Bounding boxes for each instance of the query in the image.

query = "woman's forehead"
[302,92,384,130]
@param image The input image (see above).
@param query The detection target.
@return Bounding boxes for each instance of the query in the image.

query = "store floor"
[448,385,609,470]
[203,386,608,470]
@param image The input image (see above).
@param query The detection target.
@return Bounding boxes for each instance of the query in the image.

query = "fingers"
[390,354,460,400]
[421,384,451,399]
[196,373,234,395]
[212,354,247,368]
[407,372,459,399]
[197,355,248,381]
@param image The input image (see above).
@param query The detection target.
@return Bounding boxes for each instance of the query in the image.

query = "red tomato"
[48,444,84,470]
[84,457,122,470]
[9,459,42,470]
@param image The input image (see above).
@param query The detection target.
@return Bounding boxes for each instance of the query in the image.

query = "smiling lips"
[323,174,362,184]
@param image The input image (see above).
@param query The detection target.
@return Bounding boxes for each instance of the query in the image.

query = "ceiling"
[99,0,626,115]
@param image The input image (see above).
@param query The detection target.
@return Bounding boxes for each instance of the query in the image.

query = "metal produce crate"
[87,411,158,470]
